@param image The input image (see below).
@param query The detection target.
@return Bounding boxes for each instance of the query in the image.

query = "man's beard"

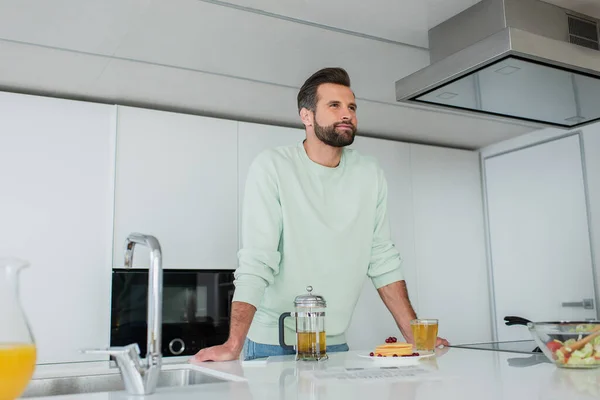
[314,118,356,148]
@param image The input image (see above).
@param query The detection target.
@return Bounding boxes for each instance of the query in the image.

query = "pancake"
[373,342,414,357]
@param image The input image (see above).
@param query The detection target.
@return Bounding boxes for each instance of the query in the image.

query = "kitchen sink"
[21,367,227,398]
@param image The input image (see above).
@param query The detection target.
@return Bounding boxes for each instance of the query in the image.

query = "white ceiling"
[542,0,600,19]
[0,0,542,149]
[218,0,480,48]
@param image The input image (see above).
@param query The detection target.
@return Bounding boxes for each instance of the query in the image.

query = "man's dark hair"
[297,67,351,113]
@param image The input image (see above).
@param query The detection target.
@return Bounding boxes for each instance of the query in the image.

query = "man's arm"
[378,281,449,347]
[191,301,256,362]
[368,167,448,347]
[377,280,416,344]
[191,152,283,363]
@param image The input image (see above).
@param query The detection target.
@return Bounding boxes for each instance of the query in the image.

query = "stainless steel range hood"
[395,0,600,128]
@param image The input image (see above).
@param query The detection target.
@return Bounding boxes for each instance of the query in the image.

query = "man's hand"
[189,301,256,363]
[190,341,242,363]
[436,337,450,348]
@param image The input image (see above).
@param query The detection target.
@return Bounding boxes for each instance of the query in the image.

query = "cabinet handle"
[561,298,594,310]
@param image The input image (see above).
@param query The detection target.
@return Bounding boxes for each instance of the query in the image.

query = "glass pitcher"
[0,258,37,400]
[278,286,327,361]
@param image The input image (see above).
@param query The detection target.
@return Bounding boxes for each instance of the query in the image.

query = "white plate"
[356,352,436,365]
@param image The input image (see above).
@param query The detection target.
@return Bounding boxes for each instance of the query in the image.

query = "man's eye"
[330,104,339,108]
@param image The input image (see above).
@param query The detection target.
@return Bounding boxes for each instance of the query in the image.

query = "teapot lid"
[294,286,326,307]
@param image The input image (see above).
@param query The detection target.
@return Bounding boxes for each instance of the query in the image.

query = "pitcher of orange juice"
[0,258,37,400]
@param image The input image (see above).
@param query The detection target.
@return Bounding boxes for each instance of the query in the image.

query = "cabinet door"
[411,144,491,344]
[583,128,600,308]
[485,135,596,341]
[0,92,114,363]
[237,122,305,248]
[345,137,416,349]
[114,106,238,270]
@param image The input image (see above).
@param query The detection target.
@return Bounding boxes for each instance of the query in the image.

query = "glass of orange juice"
[410,319,438,354]
[0,258,37,400]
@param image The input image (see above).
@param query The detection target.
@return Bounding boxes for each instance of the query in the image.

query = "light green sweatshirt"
[232,141,404,346]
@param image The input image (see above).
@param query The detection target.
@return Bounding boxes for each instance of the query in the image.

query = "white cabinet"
[484,135,596,341]
[0,92,114,363]
[345,136,416,349]
[237,122,305,248]
[113,106,238,269]
[410,144,491,344]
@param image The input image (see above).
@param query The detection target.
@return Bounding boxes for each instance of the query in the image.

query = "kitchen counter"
[25,347,600,400]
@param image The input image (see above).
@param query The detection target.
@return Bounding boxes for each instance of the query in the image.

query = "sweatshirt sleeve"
[232,152,283,308]
[368,167,405,289]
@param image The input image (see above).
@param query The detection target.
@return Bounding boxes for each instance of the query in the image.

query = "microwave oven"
[110,269,234,357]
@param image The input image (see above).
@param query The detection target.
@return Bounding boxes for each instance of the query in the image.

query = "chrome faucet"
[85,233,163,395]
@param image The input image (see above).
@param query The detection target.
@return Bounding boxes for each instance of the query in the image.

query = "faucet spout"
[125,233,163,368]
[85,233,163,395]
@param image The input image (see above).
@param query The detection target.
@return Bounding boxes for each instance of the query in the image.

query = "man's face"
[311,83,358,147]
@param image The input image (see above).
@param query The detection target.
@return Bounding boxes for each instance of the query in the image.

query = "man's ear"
[299,108,313,128]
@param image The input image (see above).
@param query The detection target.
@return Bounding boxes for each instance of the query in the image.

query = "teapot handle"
[278,312,295,351]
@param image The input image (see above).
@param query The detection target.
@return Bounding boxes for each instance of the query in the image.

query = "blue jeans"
[243,338,349,361]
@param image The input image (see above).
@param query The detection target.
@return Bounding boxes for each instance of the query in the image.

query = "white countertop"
[24,347,600,400]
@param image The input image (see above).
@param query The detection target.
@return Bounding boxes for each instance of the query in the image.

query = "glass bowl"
[527,321,600,369]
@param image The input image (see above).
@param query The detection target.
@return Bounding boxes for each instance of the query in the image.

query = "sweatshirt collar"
[298,141,346,176]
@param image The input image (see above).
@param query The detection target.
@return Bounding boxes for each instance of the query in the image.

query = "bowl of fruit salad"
[527,321,600,369]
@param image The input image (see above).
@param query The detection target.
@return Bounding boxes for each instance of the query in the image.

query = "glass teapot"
[278,286,327,361]
[0,258,37,400]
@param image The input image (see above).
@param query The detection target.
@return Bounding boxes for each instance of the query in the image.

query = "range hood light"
[494,65,521,75]
[565,116,587,123]
[436,92,459,100]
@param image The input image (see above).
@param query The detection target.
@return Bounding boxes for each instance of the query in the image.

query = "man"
[192,67,448,362]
